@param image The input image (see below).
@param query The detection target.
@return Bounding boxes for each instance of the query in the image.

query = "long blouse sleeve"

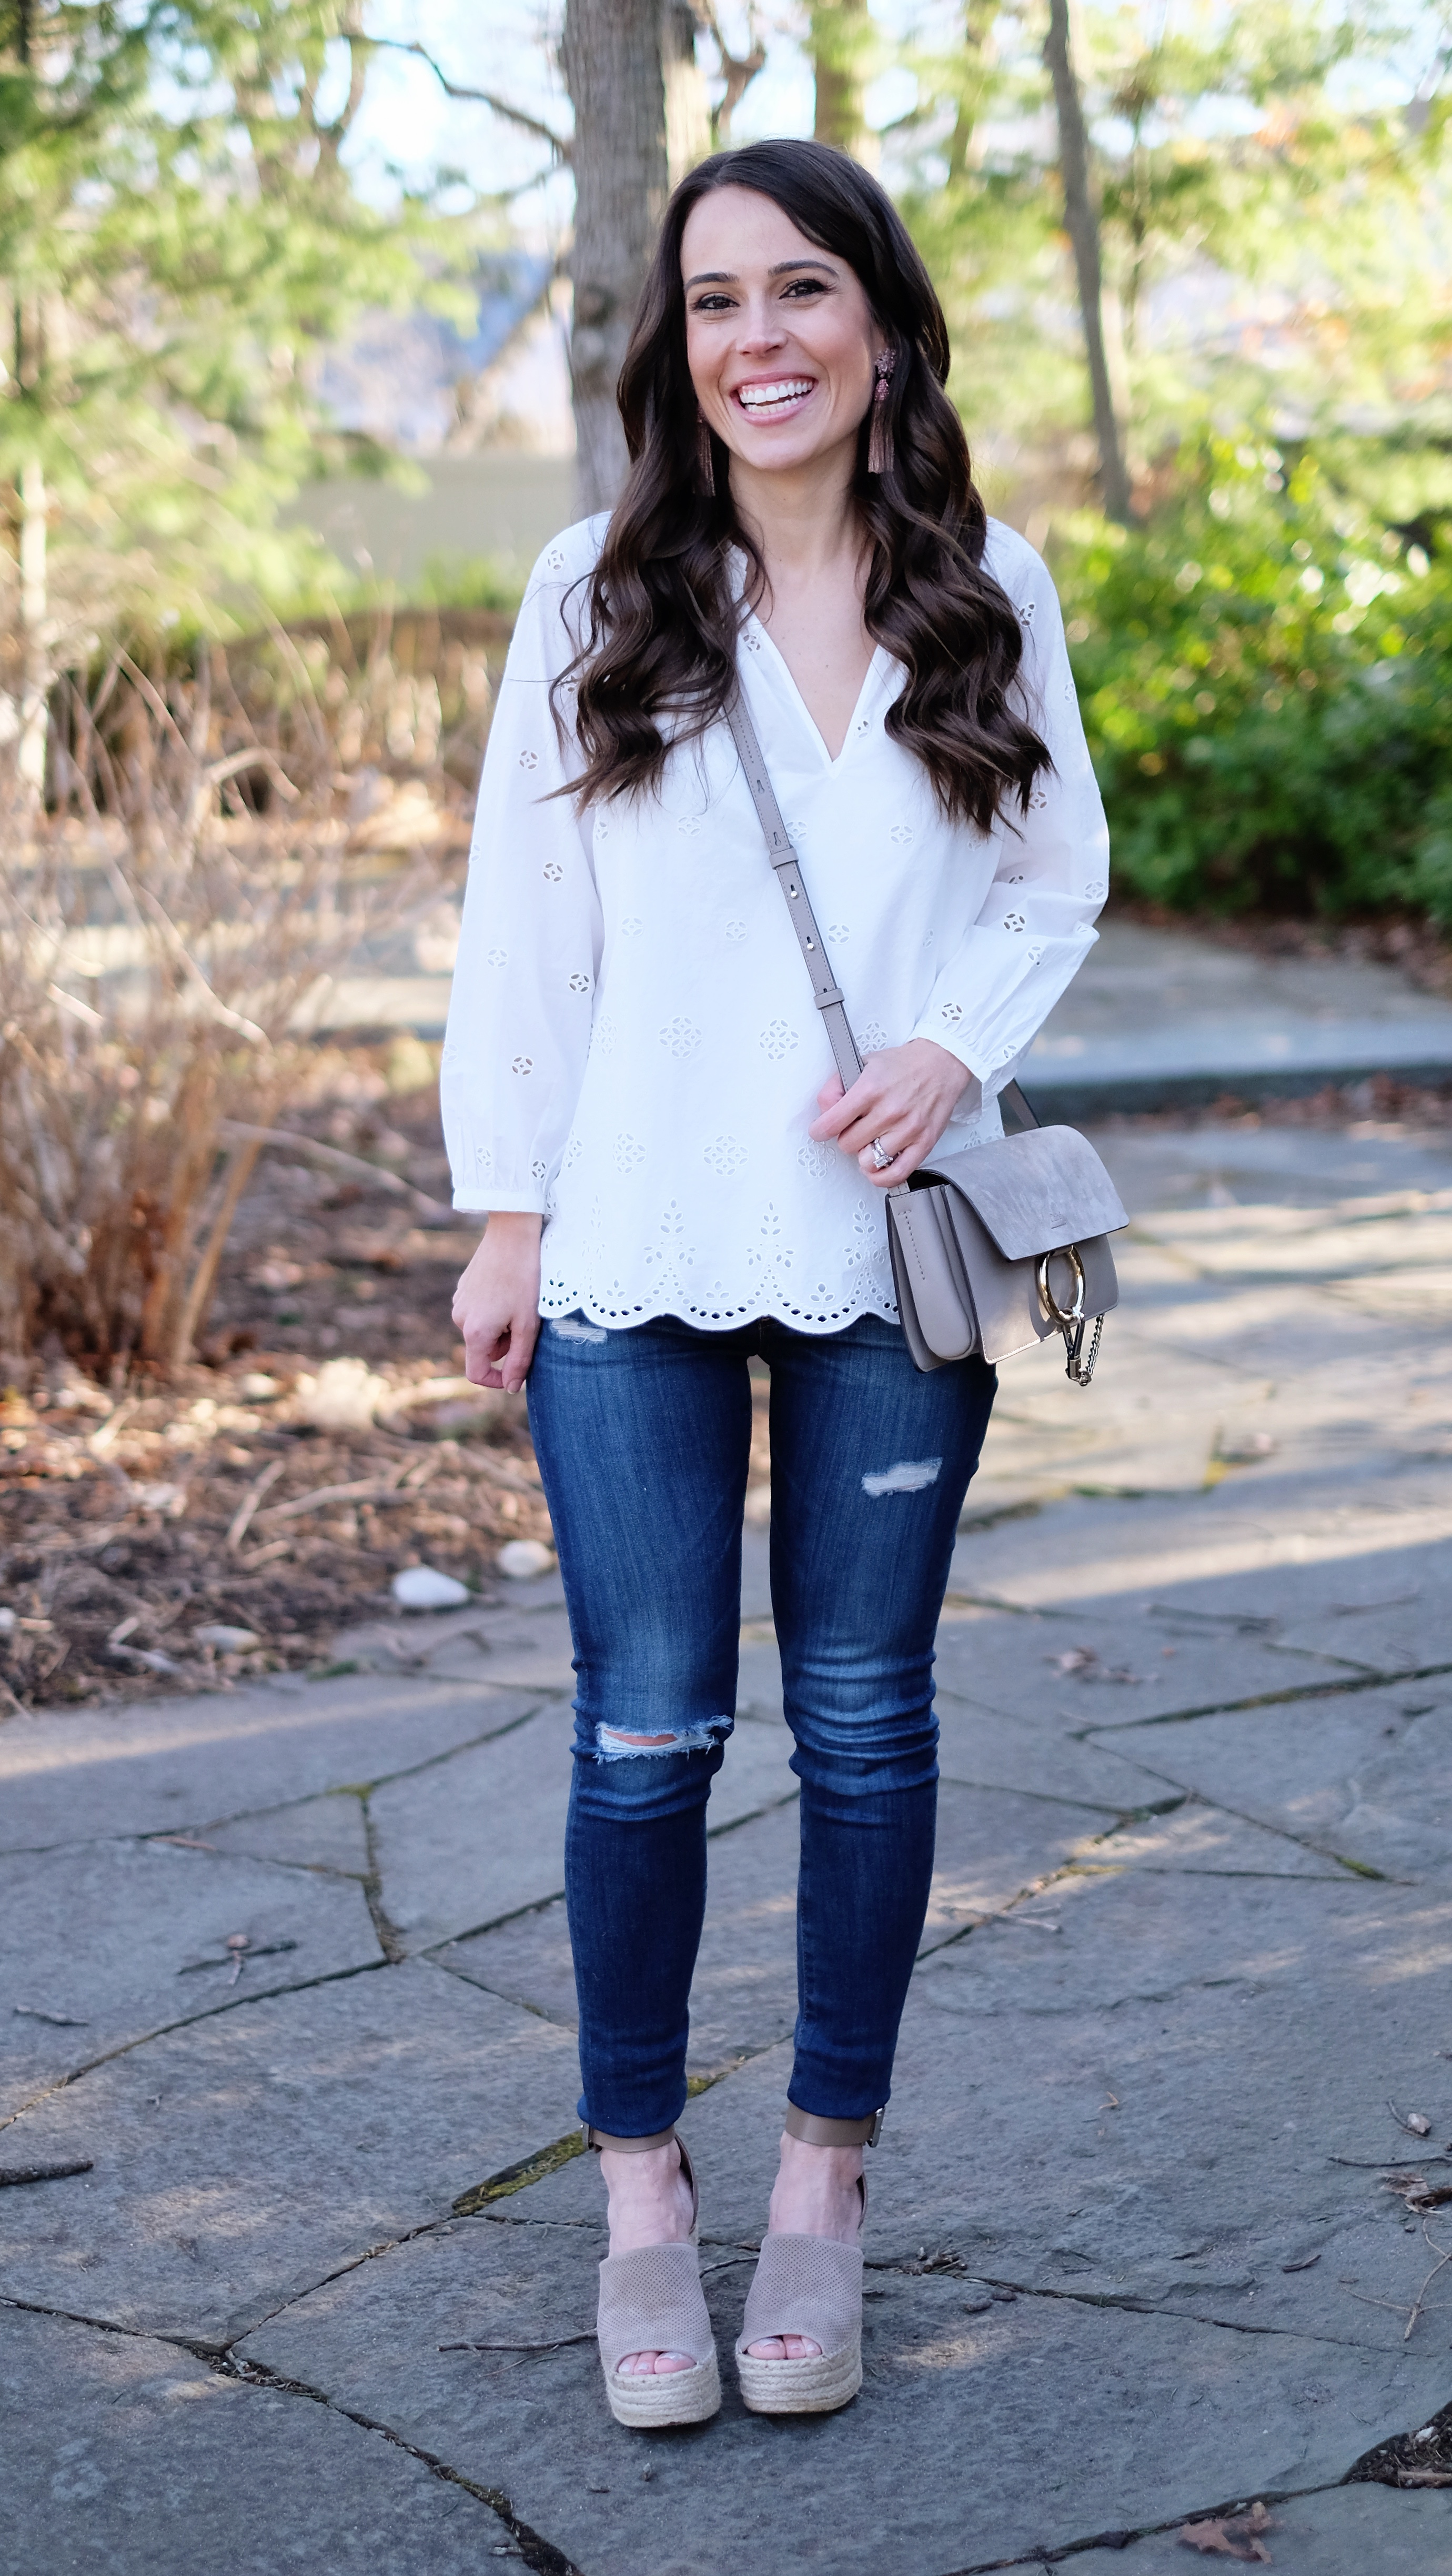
[909,529,1108,1099]
[440,535,604,1215]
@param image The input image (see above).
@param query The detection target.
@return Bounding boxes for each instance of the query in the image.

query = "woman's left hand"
[810,1039,979,1188]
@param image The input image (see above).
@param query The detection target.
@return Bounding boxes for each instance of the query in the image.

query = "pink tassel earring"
[868,350,895,475]
[696,410,717,496]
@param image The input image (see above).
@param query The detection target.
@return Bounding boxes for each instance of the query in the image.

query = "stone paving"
[1025,919,1452,1111]
[5,1114,1452,2573]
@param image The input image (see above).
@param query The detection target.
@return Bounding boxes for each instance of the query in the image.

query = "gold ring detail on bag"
[1036,1244,1086,1328]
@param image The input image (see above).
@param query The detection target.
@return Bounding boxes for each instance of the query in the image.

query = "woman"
[445,138,1108,2429]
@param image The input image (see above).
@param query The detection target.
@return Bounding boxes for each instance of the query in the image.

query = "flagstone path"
[4,1113,1452,2574]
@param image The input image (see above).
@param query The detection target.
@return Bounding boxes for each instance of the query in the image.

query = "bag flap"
[921,1126,1128,1261]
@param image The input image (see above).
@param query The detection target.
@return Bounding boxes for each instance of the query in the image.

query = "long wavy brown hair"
[554,138,1050,829]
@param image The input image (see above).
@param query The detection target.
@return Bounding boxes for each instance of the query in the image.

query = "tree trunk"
[18,457,48,803]
[812,1,876,167]
[661,2,710,186]
[562,0,670,518]
[1044,0,1134,525]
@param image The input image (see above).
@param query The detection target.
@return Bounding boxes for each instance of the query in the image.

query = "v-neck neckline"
[744,611,884,770]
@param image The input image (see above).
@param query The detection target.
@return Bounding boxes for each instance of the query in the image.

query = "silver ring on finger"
[870,1135,897,1171]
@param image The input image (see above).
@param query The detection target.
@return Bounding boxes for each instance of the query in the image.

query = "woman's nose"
[735,300,787,353]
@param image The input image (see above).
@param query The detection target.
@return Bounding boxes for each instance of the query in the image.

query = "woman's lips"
[731,377,817,421]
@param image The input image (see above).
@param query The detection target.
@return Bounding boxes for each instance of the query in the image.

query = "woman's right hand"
[452,1213,543,1393]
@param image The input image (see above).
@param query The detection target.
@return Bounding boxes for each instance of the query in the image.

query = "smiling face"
[681,185,882,486]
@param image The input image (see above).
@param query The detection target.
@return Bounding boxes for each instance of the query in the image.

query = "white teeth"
[738,380,813,411]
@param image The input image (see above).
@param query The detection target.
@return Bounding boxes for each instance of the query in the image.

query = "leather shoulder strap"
[724,691,863,1092]
[725,691,1044,1140]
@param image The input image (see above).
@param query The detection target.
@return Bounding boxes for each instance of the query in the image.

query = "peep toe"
[590,2128,721,2430]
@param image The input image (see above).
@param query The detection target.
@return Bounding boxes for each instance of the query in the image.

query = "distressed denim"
[527,1309,996,2139]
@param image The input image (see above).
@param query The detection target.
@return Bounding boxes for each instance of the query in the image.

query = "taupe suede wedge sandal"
[733,2107,880,2418]
[589,2127,721,2431]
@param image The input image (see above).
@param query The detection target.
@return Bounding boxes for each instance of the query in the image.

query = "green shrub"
[1054,440,1452,921]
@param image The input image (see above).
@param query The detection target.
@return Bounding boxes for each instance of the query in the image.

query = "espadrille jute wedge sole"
[594,2138,721,2430]
[733,2223,865,2417]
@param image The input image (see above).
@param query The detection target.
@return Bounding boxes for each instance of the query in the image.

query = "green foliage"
[897,5,1452,470]
[412,552,527,614]
[0,2,478,653]
[1056,438,1452,920]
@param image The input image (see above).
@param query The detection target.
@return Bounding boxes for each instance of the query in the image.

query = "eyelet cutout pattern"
[659,1015,701,1058]
[940,1001,964,1024]
[567,971,592,994]
[487,947,507,966]
[542,861,563,883]
[723,919,747,942]
[612,1135,646,1173]
[621,916,642,936]
[703,1136,746,1176]
[1003,911,1027,932]
[890,823,913,846]
[759,1020,799,1060]
[530,1158,547,1182]
[519,749,540,771]
[511,1054,534,1076]
[826,922,850,943]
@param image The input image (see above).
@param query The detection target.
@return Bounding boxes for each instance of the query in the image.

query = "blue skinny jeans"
[527,1309,996,2140]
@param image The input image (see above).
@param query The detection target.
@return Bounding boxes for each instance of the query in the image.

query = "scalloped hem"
[538,1282,902,1336]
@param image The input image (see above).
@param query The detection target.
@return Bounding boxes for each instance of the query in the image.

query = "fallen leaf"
[1280,2250,1320,2271]
[1178,2502,1275,2562]
[1047,1646,1144,1685]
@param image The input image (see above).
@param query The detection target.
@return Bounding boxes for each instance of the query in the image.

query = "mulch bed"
[0,1062,552,1711]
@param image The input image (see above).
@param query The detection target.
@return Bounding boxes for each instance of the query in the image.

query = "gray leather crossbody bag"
[725,692,1127,1384]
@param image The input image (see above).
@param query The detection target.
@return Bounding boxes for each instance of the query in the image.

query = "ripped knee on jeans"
[593,1716,731,1761]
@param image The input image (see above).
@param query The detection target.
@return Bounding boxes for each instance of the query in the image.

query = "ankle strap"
[582,2124,678,2154]
[784,2104,884,2149]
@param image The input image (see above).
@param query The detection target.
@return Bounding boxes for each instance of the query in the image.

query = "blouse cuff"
[451,1192,548,1217]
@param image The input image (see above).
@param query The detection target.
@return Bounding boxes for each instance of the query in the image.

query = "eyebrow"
[684,259,838,288]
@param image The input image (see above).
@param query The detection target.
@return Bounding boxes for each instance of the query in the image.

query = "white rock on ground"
[390,1565,471,1611]
[496,1538,555,1581]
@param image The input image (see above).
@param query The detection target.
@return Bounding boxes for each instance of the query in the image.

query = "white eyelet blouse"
[441,512,1109,1334]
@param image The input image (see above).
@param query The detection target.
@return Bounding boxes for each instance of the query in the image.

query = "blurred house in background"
[289,251,576,588]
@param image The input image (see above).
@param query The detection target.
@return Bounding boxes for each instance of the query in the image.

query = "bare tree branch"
[703,7,765,147]
[359,36,572,165]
